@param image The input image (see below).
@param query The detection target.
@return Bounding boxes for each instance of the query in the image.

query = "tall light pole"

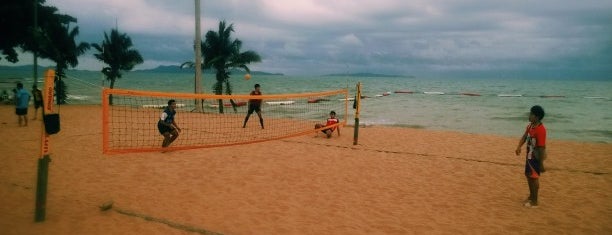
[194,0,203,112]
[33,0,39,85]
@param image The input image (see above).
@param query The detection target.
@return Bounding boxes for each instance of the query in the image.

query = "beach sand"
[0,105,610,234]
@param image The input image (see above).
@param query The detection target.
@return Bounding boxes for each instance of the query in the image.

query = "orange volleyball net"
[102,88,350,154]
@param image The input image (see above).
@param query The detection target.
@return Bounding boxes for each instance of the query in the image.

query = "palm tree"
[33,14,89,104]
[92,29,143,105]
[9,1,89,104]
[190,20,261,113]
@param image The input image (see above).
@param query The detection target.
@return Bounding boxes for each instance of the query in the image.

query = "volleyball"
[244,74,252,80]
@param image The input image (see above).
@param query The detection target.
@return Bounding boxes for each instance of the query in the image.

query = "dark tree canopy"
[0,0,76,63]
[1,0,90,104]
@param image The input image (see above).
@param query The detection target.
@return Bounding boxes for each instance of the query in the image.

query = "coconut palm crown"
[184,20,261,113]
[92,29,143,104]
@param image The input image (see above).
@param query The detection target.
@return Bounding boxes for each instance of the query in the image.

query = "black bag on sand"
[43,113,60,135]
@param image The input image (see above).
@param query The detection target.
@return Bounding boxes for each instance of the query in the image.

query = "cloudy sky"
[4,0,612,78]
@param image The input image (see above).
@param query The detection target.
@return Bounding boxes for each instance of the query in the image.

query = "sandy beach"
[0,105,610,235]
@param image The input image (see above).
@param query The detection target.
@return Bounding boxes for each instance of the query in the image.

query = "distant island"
[0,65,284,76]
[138,65,284,76]
[324,73,414,78]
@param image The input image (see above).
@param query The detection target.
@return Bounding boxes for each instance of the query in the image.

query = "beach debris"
[107,204,224,234]
[99,200,114,211]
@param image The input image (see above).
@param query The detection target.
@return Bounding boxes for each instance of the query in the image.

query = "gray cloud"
[4,0,611,78]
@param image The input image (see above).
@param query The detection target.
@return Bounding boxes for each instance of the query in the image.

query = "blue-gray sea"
[2,70,611,143]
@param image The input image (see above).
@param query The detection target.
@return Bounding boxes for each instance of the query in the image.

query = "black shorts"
[247,103,261,114]
[524,158,541,179]
[321,127,335,134]
[157,122,173,134]
[34,101,43,109]
[315,124,334,133]
[16,108,28,115]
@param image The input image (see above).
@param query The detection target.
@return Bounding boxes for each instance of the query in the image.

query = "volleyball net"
[102,88,350,154]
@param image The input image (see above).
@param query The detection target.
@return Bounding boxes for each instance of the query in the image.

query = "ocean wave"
[559,129,612,143]
[67,95,90,100]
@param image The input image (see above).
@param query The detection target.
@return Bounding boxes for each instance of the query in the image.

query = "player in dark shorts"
[157,99,181,147]
[242,84,264,129]
[32,85,43,120]
[14,82,30,126]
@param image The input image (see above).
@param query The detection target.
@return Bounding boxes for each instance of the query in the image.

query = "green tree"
[1,0,68,63]
[186,20,261,113]
[13,1,90,104]
[37,23,89,104]
[92,29,143,105]
[0,0,35,62]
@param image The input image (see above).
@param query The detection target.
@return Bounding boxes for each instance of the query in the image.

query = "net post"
[353,82,361,145]
[35,69,55,222]
[102,88,110,154]
[34,155,50,222]
[193,0,203,112]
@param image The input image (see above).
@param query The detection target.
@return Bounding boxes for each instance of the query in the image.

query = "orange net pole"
[40,69,56,157]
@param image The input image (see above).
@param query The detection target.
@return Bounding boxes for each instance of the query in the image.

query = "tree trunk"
[216,82,224,113]
[217,99,224,113]
[229,99,238,112]
[109,79,115,105]
[54,67,67,105]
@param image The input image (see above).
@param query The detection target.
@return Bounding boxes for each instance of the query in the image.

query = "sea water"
[3,70,611,143]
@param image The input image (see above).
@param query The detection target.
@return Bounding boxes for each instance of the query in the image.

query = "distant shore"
[324,72,414,78]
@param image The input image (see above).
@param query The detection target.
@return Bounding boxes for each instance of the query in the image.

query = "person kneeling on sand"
[157,99,181,147]
[315,111,340,138]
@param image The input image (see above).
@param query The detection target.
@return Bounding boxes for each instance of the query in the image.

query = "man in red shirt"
[315,111,340,138]
[515,105,547,208]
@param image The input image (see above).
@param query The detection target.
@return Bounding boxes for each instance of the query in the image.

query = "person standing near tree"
[14,82,30,127]
[31,85,43,120]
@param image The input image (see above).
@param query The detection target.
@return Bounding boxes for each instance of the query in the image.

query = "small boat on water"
[266,101,295,105]
[424,91,444,95]
[307,98,330,103]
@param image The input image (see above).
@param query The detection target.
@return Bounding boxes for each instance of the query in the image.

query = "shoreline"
[1,103,609,144]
